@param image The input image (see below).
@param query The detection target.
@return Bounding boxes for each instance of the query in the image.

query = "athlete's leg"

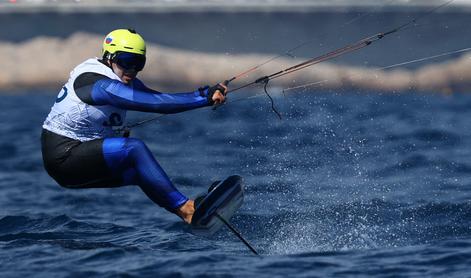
[102,137,189,212]
[42,129,193,221]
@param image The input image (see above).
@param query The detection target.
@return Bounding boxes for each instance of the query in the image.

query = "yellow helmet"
[102,29,146,57]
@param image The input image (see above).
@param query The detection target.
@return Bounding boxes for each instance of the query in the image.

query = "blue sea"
[0,88,470,277]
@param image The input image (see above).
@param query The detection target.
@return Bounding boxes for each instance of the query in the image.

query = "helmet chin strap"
[101,52,114,70]
[108,60,116,74]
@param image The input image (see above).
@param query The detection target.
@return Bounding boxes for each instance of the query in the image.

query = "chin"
[122,77,133,84]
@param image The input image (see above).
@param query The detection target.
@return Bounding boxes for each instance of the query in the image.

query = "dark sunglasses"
[113,52,146,72]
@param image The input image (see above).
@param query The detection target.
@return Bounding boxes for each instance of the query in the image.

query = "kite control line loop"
[261,79,282,120]
[255,76,270,84]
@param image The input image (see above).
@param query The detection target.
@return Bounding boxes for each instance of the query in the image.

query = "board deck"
[191,175,244,235]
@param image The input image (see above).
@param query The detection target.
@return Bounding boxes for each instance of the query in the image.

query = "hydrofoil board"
[191,175,244,235]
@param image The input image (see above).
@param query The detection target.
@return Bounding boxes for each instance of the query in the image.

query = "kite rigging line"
[122,0,454,132]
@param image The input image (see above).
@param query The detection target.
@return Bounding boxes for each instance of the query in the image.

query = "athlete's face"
[111,62,137,84]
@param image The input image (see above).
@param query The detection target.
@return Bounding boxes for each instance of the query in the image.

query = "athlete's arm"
[132,78,227,107]
[131,78,162,94]
[95,79,211,113]
[74,73,214,114]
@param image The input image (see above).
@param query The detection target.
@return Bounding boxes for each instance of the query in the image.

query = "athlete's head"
[102,29,146,84]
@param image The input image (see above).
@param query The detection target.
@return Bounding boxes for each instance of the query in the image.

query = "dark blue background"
[0,89,470,277]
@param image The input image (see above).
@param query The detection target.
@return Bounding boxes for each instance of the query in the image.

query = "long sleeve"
[90,78,211,114]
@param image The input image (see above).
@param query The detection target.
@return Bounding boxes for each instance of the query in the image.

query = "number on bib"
[55,87,68,103]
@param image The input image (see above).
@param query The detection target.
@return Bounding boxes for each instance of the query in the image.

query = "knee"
[125,138,150,157]
[126,138,146,151]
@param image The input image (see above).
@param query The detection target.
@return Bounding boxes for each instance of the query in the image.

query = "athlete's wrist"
[197,86,211,104]
[201,83,227,105]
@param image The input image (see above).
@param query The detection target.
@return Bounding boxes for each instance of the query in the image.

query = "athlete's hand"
[208,83,227,105]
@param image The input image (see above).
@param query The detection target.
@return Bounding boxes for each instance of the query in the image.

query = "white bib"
[43,58,127,142]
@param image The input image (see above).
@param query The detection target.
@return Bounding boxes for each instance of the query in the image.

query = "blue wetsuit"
[97,78,209,210]
[41,73,212,212]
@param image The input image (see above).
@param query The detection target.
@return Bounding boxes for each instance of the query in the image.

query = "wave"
[0,214,135,245]
[1,32,471,93]
[232,199,471,255]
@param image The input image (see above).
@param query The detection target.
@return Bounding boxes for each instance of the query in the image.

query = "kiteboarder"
[41,28,227,224]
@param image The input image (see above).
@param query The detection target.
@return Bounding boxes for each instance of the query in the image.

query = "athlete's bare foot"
[176,199,195,224]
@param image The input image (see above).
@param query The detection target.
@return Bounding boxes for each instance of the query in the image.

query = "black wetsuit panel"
[41,129,122,188]
[73,72,110,105]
